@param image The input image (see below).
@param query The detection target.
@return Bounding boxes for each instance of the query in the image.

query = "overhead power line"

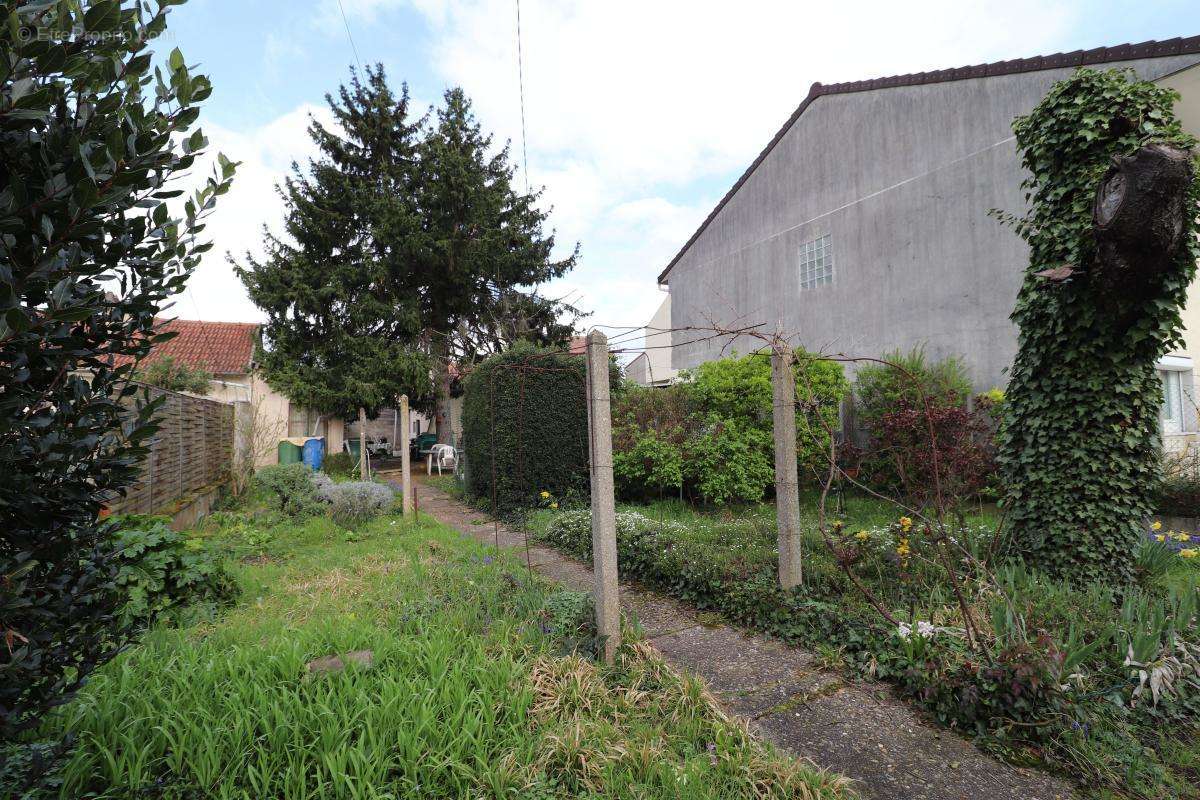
[336,0,365,73]
[515,0,530,194]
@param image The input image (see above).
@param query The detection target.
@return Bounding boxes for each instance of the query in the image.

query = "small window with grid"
[799,235,833,290]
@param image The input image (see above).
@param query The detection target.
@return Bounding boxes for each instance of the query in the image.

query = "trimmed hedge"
[462,343,616,517]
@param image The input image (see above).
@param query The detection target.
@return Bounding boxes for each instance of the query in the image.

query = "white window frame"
[798,234,833,290]
[1158,356,1196,435]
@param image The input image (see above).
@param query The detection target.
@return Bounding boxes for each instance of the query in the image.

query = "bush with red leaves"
[874,396,995,515]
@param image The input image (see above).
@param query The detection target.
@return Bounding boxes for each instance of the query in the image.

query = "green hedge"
[462,343,615,517]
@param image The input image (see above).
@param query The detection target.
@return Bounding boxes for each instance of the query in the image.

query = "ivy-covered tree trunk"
[999,69,1200,585]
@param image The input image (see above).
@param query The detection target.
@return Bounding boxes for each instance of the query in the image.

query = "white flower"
[896,620,937,640]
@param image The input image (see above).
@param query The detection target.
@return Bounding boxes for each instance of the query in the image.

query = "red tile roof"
[569,336,587,355]
[658,34,1200,284]
[114,318,260,375]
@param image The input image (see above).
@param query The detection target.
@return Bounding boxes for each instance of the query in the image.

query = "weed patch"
[34,498,853,800]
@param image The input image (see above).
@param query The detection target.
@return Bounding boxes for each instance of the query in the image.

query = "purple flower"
[483,556,494,566]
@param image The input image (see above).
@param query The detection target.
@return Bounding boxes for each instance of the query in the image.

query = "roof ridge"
[657,34,1200,284]
[813,35,1200,97]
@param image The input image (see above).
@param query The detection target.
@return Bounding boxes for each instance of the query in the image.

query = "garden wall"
[105,384,234,518]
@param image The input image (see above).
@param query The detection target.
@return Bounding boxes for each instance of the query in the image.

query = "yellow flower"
[855,530,870,541]
[1175,532,1191,543]
[1151,521,1163,531]
[1156,534,1167,542]
[540,491,550,499]
[899,516,913,533]
[1181,548,1198,559]
[550,502,559,509]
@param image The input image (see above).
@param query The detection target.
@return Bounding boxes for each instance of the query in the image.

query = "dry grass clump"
[515,641,856,799]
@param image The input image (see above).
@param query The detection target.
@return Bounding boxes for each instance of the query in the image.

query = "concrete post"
[585,330,620,663]
[399,395,412,515]
[772,345,803,589]
[359,406,368,480]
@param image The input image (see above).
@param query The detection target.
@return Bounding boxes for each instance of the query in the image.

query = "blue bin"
[302,437,326,471]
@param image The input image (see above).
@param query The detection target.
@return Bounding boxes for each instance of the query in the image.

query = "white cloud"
[174,103,333,323]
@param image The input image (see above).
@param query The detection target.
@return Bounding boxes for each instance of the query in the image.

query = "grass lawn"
[46,495,853,799]
[518,489,1200,800]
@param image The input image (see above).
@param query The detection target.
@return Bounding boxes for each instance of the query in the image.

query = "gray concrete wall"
[667,55,1200,390]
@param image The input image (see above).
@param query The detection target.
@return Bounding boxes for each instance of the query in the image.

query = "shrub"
[852,349,984,498]
[1158,448,1200,517]
[322,452,356,478]
[109,517,239,625]
[613,429,685,499]
[256,464,325,518]
[684,417,776,504]
[612,384,695,501]
[0,1,234,785]
[852,347,972,430]
[462,343,615,517]
[326,481,395,527]
[311,471,336,501]
[874,400,994,516]
[134,355,213,395]
[685,350,849,483]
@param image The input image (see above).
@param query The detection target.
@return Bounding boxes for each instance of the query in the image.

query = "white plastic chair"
[427,444,457,475]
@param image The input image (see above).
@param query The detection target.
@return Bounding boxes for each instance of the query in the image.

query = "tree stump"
[1093,142,1193,300]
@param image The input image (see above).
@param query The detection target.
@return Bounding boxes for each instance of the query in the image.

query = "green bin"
[278,440,303,465]
[346,439,362,465]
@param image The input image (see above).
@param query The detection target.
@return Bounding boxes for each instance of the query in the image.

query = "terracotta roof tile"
[114,318,260,375]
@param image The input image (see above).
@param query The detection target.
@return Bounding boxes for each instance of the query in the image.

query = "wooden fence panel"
[106,383,235,516]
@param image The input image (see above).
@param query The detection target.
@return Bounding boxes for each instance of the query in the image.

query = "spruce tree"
[414,88,579,440]
[233,67,432,430]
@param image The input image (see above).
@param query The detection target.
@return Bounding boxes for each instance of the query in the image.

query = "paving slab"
[412,479,1077,800]
[753,687,1071,800]
[621,589,699,639]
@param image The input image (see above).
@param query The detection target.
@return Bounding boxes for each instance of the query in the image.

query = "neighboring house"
[116,319,344,466]
[654,36,1200,447]
[626,294,678,386]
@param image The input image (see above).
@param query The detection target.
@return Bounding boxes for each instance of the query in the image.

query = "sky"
[164,0,1200,335]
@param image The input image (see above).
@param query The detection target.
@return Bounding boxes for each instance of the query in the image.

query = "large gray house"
[653,37,1200,445]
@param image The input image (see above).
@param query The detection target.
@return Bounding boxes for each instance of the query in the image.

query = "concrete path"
[408,478,1076,800]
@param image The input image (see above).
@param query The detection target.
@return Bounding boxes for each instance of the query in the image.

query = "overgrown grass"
[424,472,463,499]
[43,495,853,799]
[524,492,1200,800]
